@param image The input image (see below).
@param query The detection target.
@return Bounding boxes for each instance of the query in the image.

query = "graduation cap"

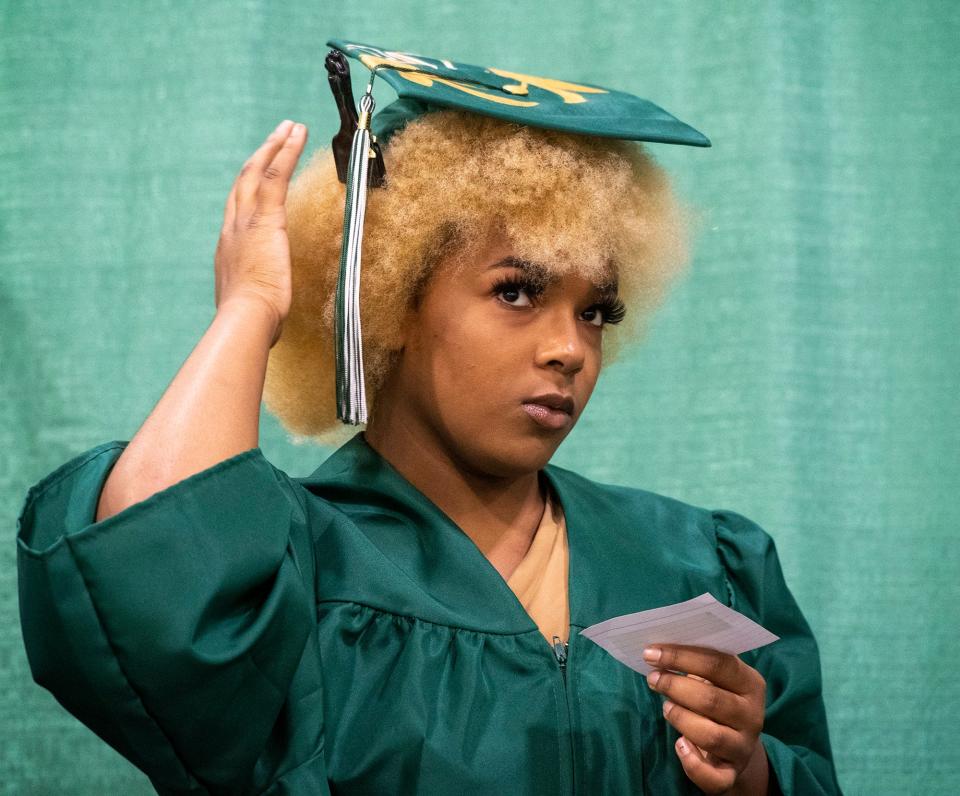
[323,38,710,425]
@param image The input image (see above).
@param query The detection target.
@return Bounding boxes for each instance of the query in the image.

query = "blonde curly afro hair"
[263,107,692,443]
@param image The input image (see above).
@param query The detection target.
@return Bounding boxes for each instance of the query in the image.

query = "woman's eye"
[497,284,533,307]
[581,307,604,327]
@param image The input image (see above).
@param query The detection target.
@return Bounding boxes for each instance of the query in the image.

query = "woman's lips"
[522,402,573,430]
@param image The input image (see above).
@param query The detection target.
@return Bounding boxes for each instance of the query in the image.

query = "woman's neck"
[363,422,546,581]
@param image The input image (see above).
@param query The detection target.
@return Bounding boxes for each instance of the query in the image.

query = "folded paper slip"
[581,592,780,675]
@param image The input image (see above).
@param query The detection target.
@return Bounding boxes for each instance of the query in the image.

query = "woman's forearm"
[95,296,277,522]
[94,119,307,522]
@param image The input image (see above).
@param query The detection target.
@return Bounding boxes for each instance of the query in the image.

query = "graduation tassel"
[335,84,377,425]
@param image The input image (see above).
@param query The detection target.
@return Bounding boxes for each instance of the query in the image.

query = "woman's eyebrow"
[597,282,620,298]
[488,257,551,282]
[486,258,620,297]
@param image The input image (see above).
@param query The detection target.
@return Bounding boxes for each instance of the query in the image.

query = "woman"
[17,45,841,796]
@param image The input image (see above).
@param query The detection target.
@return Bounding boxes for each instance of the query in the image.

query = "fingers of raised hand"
[673,736,739,795]
[643,645,763,697]
[255,122,308,211]
[231,120,306,223]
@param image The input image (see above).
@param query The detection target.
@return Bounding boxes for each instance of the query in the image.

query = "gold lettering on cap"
[351,48,607,108]
[357,53,535,106]
[398,71,538,106]
[488,69,608,104]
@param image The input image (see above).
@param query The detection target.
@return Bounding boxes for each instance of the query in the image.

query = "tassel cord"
[335,90,376,424]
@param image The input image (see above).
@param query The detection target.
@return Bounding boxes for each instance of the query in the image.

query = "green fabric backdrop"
[3,2,957,793]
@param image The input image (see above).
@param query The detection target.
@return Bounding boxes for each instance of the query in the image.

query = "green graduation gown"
[16,434,842,795]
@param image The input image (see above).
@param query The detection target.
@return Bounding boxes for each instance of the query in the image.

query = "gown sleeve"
[713,509,843,796]
[16,440,327,795]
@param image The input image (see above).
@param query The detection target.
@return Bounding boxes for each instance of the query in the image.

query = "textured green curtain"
[3,3,957,793]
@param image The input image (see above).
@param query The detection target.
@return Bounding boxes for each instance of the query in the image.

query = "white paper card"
[579,593,780,675]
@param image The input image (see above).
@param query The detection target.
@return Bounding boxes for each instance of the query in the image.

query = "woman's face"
[372,230,624,478]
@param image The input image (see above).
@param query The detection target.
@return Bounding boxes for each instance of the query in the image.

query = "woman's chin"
[459,430,569,479]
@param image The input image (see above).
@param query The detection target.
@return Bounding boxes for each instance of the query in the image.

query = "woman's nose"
[533,311,586,375]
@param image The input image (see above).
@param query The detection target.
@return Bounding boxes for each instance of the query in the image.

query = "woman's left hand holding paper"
[643,644,770,795]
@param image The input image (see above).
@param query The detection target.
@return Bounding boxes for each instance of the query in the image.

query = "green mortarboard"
[323,39,710,424]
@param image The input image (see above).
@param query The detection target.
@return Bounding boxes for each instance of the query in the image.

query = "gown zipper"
[552,635,574,794]
[552,635,568,674]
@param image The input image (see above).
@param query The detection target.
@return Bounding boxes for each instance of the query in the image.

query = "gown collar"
[304,433,682,635]
[305,433,567,635]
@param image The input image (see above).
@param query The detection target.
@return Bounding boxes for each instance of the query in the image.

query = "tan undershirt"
[505,486,570,644]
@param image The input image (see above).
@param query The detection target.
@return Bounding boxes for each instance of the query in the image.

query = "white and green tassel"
[335,87,377,424]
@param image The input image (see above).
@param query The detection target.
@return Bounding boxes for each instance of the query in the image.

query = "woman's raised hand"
[214,119,308,347]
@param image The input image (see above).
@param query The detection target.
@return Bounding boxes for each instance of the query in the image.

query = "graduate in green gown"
[16,40,842,795]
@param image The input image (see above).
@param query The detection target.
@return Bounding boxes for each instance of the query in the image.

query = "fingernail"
[647,670,661,688]
[662,699,674,718]
[643,647,661,663]
[676,737,689,756]
[292,123,305,135]
[275,119,293,133]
